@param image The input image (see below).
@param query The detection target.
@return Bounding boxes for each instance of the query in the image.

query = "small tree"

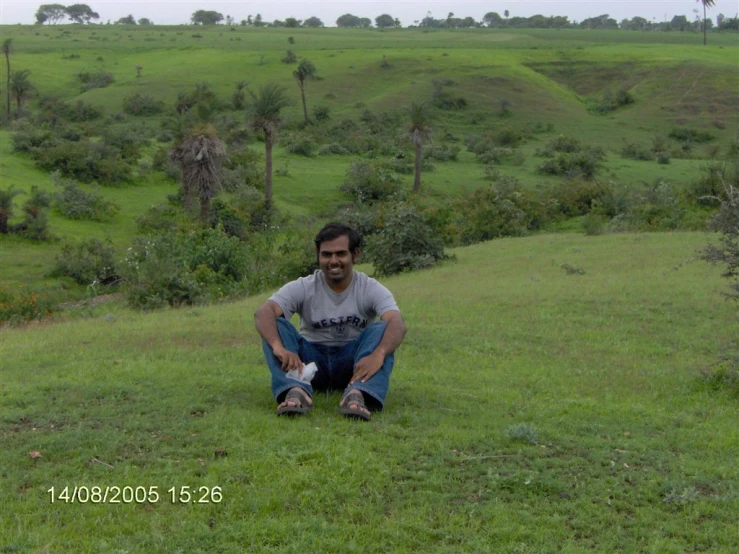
[0,185,22,234]
[10,69,35,116]
[701,180,739,301]
[2,39,12,120]
[35,4,67,25]
[170,125,227,224]
[375,14,397,28]
[293,59,317,126]
[248,84,291,206]
[408,101,432,194]
[232,80,248,109]
[191,10,224,25]
[65,4,100,24]
[697,0,716,45]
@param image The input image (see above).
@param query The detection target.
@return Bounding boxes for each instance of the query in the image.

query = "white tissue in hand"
[286,362,317,383]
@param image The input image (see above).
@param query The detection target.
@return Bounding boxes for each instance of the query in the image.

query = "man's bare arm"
[254,301,303,371]
[351,310,407,384]
[373,310,407,357]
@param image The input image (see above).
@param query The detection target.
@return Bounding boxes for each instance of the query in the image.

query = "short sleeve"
[366,278,399,317]
[268,279,305,320]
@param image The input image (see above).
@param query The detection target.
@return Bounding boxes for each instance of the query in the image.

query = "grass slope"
[1,232,737,552]
[0,25,737,292]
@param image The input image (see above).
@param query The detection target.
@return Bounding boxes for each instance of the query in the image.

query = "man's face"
[318,235,358,288]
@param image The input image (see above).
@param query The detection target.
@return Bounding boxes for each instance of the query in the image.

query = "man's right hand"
[272,345,303,372]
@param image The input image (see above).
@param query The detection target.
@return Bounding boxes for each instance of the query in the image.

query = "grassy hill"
[0,25,737,297]
[1,231,737,551]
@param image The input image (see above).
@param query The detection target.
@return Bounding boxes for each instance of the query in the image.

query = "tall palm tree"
[408,101,432,194]
[9,69,35,116]
[2,39,12,120]
[248,83,291,206]
[170,124,226,224]
[293,59,317,126]
[697,0,716,45]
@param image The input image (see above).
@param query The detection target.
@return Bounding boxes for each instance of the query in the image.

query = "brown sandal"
[338,390,371,421]
[277,388,312,416]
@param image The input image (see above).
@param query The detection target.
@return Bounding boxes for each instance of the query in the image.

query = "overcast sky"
[0,1,731,26]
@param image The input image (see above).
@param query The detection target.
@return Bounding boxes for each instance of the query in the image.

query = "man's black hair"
[314,222,362,252]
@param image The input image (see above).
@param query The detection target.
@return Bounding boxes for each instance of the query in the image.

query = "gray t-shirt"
[269,270,399,346]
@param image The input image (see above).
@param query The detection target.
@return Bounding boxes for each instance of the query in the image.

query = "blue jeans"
[262,318,395,411]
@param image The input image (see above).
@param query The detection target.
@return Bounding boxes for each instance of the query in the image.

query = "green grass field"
[0,26,737,549]
[1,231,737,552]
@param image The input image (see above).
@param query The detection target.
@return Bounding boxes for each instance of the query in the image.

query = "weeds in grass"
[506,423,539,444]
[561,263,586,275]
[662,487,701,505]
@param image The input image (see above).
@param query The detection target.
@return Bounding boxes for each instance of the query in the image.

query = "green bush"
[77,70,114,91]
[52,173,120,221]
[536,134,582,156]
[701,181,739,302]
[30,140,133,184]
[12,124,56,152]
[52,237,118,285]
[454,179,546,245]
[689,163,736,206]
[537,147,606,179]
[280,132,317,157]
[122,93,166,116]
[123,227,299,309]
[424,143,460,161]
[340,160,403,204]
[669,127,714,144]
[318,143,350,155]
[12,186,53,241]
[629,180,686,231]
[591,87,635,114]
[135,202,193,235]
[0,285,55,325]
[545,179,612,217]
[312,105,331,122]
[621,141,654,161]
[366,203,447,276]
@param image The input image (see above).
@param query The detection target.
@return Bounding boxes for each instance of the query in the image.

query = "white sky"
[0,1,731,26]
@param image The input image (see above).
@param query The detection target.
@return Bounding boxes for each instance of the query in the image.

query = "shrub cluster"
[51,173,120,221]
[535,135,606,179]
[77,70,114,91]
[590,87,635,114]
[52,237,118,286]
[30,140,133,184]
[122,93,166,116]
[339,160,403,204]
[365,203,448,276]
[122,227,311,309]
[0,186,52,240]
[0,285,55,325]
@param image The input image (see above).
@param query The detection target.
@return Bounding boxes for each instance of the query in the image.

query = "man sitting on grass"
[254,222,407,420]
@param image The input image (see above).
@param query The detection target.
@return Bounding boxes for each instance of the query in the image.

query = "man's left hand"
[351,352,385,384]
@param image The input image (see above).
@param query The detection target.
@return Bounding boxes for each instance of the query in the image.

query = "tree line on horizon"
[30,2,739,32]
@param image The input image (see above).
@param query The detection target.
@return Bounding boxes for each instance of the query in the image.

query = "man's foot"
[277,387,313,416]
[338,389,371,421]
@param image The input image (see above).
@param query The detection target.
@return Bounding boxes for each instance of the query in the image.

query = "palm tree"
[9,70,35,116]
[697,0,716,45]
[2,39,12,120]
[247,83,291,206]
[293,59,317,126]
[408,101,432,194]
[170,124,226,224]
